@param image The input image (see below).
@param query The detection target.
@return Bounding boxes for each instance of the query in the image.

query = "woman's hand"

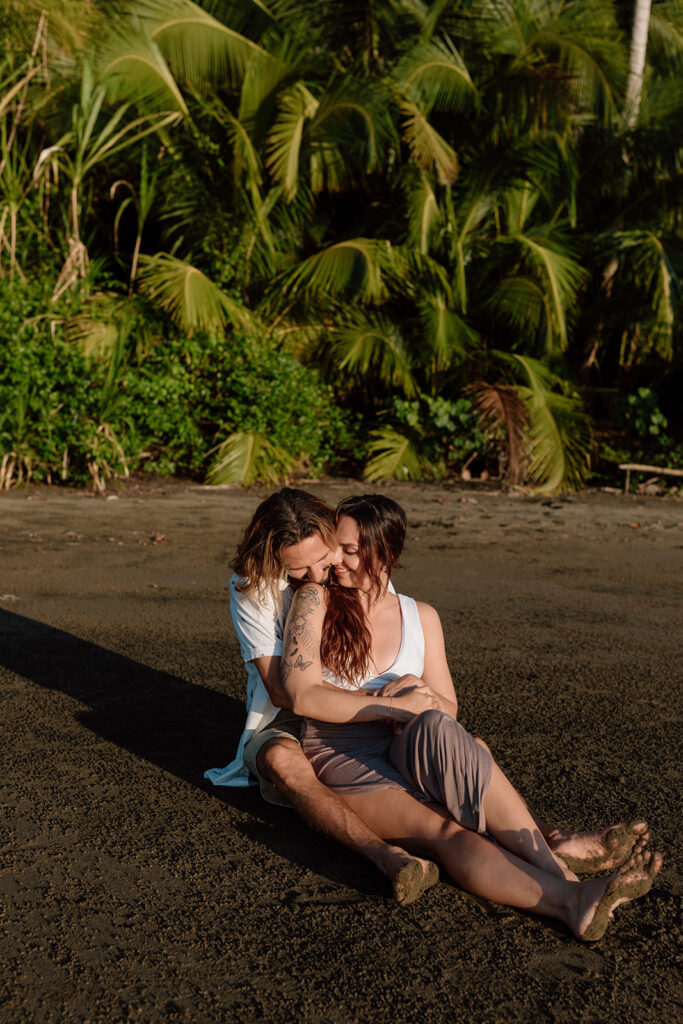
[376,674,428,699]
[374,682,441,723]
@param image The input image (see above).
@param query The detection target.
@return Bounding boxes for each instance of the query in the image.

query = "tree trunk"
[625,0,652,127]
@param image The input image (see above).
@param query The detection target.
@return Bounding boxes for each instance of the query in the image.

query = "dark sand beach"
[1,480,681,1024]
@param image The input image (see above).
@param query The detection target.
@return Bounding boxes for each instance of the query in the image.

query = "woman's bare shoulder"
[415,600,443,632]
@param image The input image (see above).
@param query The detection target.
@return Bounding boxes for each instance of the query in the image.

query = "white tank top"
[321,594,425,692]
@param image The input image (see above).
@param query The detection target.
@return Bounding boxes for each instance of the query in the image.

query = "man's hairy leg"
[257,737,438,906]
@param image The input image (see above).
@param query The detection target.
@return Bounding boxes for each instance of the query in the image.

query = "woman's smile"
[333,515,369,588]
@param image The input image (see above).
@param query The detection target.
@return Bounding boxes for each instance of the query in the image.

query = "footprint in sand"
[529,948,606,982]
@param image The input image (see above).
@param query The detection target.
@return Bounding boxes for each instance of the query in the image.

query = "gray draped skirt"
[301,709,492,833]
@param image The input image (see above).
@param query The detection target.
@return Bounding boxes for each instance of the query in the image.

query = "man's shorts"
[243,709,303,807]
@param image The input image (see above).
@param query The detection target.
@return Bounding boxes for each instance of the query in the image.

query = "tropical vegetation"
[1,0,681,492]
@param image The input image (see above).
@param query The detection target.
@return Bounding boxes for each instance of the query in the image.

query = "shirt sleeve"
[229,575,285,662]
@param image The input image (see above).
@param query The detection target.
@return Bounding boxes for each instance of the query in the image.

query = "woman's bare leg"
[475,740,577,881]
[338,788,661,939]
[473,739,648,877]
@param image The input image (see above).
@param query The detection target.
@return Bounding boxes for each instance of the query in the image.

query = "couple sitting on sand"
[206,488,661,940]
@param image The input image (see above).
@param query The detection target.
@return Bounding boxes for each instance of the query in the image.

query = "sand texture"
[1,480,681,1023]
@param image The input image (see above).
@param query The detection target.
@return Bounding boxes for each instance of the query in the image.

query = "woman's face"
[334,515,373,589]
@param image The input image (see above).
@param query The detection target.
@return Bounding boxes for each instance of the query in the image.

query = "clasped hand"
[375,674,442,727]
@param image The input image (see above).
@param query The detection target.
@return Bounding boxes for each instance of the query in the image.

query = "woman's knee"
[415,708,459,736]
[474,736,491,754]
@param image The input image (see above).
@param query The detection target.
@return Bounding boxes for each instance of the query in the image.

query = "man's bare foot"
[391,855,439,907]
[550,820,649,874]
[574,849,662,941]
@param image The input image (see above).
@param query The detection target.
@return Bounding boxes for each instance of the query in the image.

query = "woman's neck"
[355,572,390,614]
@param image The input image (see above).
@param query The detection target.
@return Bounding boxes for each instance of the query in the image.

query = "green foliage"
[0,279,354,486]
[0,0,681,491]
[505,354,593,493]
[364,427,424,482]
[625,387,670,441]
[207,432,298,486]
[364,394,491,481]
[393,394,491,468]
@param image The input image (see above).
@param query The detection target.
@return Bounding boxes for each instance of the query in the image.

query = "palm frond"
[237,33,300,126]
[504,181,541,234]
[484,0,625,122]
[506,354,592,493]
[448,185,499,310]
[364,427,424,481]
[266,83,317,200]
[418,293,477,370]
[484,275,550,338]
[207,431,297,486]
[520,385,592,493]
[306,78,392,194]
[65,315,119,360]
[607,229,679,361]
[530,1,625,120]
[98,27,188,113]
[137,253,257,335]
[394,36,475,112]
[513,229,586,352]
[193,90,264,189]
[279,238,392,303]
[308,140,347,196]
[134,0,271,85]
[405,170,442,253]
[311,78,390,170]
[647,4,683,73]
[330,313,418,397]
[400,97,459,185]
[468,380,527,485]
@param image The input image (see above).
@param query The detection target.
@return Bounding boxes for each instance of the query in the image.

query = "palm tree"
[1,0,680,490]
[625,0,653,126]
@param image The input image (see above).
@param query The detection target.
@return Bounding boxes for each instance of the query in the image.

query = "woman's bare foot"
[550,820,649,874]
[391,854,439,906]
[573,849,662,941]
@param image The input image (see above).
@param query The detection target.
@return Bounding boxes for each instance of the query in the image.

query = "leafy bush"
[392,394,491,471]
[364,394,492,481]
[624,387,670,443]
[0,280,356,488]
[123,331,357,478]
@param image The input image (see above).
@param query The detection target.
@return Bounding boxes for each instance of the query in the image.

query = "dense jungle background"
[1,0,681,493]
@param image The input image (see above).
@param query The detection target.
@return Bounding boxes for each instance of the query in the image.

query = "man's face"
[280,533,341,585]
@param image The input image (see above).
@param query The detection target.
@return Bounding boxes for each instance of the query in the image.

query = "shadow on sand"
[0,608,380,897]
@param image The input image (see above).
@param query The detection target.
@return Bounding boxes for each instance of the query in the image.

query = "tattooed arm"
[281,584,441,723]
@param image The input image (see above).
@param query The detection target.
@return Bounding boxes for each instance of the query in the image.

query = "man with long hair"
[205,488,439,905]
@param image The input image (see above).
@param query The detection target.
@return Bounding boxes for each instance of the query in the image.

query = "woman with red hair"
[280,494,661,941]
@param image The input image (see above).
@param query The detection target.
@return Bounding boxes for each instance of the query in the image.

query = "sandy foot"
[392,857,439,907]
[552,820,649,874]
[576,849,663,942]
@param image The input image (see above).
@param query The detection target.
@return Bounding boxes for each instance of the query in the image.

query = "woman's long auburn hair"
[233,488,336,607]
[321,495,407,684]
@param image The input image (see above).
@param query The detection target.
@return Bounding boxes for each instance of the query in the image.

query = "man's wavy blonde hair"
[233,488,336,607]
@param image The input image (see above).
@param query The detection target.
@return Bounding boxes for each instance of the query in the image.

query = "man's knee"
[257,737,311,785]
